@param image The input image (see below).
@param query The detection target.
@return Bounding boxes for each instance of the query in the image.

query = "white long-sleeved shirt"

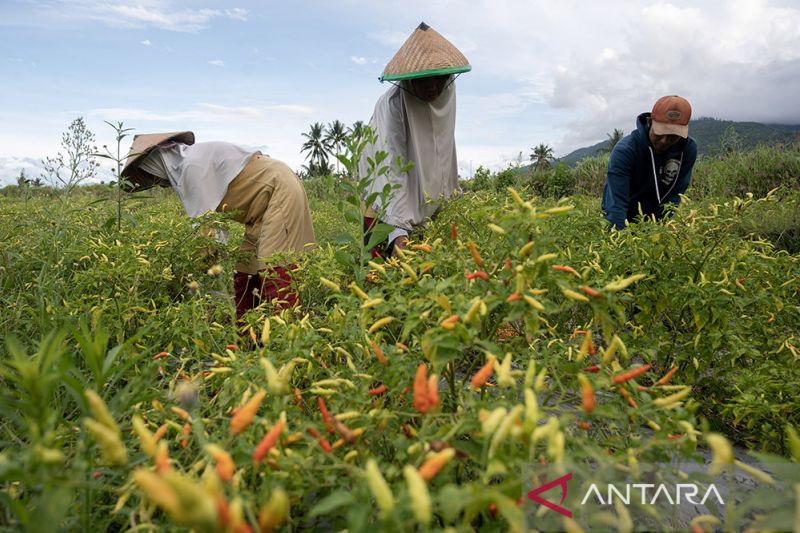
[359,79,461,232]
[139,141,258,218]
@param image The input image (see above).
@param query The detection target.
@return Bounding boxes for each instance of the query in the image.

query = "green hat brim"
[380,65,471,82]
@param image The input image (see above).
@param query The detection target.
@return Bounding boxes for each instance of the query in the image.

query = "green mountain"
[559,118,800,166]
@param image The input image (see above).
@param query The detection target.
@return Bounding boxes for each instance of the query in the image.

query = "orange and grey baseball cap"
[650,95,691,138]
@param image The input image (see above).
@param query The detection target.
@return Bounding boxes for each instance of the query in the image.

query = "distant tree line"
[299,120,365,178]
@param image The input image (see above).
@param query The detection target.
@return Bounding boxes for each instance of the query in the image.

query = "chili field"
[1,173,799,531]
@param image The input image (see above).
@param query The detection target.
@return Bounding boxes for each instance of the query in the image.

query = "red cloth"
[233,265,298,319]
[260,265,297,310]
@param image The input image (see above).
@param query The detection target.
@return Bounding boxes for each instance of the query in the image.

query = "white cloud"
[141,39,151,46]
[225,8,248,21]
[30,1,248,32]
[351,56,367,65]
[208,59,225,67]
[266,104,314,116]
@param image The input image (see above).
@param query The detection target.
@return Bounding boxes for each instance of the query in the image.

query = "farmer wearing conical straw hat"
[121,133,316,319]
[360,22,470,257]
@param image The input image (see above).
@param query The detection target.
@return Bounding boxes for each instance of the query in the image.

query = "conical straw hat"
[381,22,470,82]
[121,131,195,177]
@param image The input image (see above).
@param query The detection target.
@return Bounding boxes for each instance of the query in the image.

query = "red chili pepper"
[368,384,388,396]
[318,397,334,434]
[225,344,239,351]
[306,427,320,439]
[582,365,600,373]
[466,270,490,281]
[319,438,332,453]
[576,421,592,430]
[612,364,652,384]
[504,258,512,270]
[451,223,458,241]
[152,351,169,360]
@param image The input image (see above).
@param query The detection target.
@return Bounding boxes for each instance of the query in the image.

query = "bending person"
[121,131,316,318]
[360,22,470,257]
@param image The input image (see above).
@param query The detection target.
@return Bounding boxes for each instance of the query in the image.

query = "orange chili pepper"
[655,366,679,386]
[155,442,170,473]
[252,420,285,463]
[209,446,235,482]
[413,363,431,414]
[440,314,460,330]
[618,386,638,409]
[225,344,239,351]
[506,292,523,302]
[451,223,458,241]
[417,448,455,481]
[152,351,169,360]
[580,285,602,298]
[318,397,334,434]
[470,355,496,389]
[231,390,266,435]
[576,421,592,430]
[369,340,388,365]
[293,388,303,407]
[427,375,439,410]
[153,424,168,442]
[467,240,484,267]
[552,264,579,276]
[612,364,652,384]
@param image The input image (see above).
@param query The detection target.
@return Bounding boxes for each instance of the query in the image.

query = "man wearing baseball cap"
[602,95,697,230]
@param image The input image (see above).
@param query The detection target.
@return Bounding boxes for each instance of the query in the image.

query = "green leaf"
[309,491,355,518]
[334,249,355,269]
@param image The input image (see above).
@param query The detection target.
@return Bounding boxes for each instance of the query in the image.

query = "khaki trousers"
[218,154,316,274]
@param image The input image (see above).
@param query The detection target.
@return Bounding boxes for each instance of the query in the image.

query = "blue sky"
[1,0,799,185]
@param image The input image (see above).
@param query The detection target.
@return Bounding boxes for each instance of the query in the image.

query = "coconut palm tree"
[350,120,366,138]
[530,143,555,172]
[300,122,330,176]
[324,120,348,174]
[605,128,626,152]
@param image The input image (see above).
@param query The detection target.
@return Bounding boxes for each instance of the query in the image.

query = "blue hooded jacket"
[601,112,697,229]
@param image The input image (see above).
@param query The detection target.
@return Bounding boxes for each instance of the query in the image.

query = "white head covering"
[140,141,258,218]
